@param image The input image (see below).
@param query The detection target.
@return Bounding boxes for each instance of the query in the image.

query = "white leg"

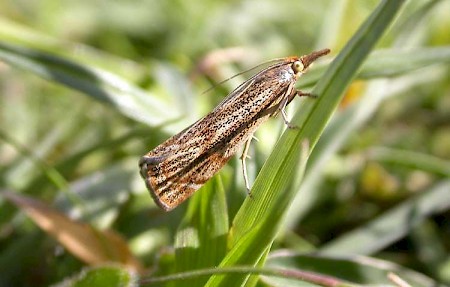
[279,95,297,129]
[240,137,253,194]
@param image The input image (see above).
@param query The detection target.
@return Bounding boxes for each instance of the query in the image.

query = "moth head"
[296,48,331,75]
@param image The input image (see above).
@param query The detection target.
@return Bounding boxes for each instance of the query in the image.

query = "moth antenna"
[202,57,288,95]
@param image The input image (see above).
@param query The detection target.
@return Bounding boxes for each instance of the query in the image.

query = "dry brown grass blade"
[2,191,145,274]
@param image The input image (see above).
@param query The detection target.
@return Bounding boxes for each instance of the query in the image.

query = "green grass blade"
[0,129,71,193]
[53,158,139,227]
[233,0,407,244]
[367,147,450,177]
[300,46,450,87]
[205,1,406,286]
[0,41,178,127]
[359,46,450,78]
[284,54,450,229]
[173,176,229,287]
[52,265,136,287]
[264,252,442,287]
[284,67,446,227]
[0,17,146,79]
[283,3,450,231]
[319,179,450,255]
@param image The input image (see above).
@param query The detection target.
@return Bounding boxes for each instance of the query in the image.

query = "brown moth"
[139,49,330,211]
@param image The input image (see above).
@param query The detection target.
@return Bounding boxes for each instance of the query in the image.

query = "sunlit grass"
[0,0,449,286]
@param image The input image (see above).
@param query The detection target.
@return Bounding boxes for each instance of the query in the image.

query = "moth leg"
[295,90,317,99]
[279,94,298,129]
[280,90,317,129]
[240,136,253,196]
[139,154,168,178]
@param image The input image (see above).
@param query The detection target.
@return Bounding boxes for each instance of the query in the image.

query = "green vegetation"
[0,0,449,286]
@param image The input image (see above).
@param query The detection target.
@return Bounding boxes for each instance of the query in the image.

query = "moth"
[139,49,330,211]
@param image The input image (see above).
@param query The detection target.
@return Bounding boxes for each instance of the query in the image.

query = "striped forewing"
[140,57,299,210]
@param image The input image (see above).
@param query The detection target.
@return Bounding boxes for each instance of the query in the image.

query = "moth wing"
[140,145,230,211]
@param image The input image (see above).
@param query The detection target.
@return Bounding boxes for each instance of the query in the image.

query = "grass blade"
[301,46,450,87]
[173,176,229,287]
[205,1,406,286]
[0,41,178,127]
[264,251,442,287]
[367,147,450,177]
[319,179,450,255]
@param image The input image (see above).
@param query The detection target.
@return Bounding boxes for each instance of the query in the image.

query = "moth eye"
[292,61,304,74]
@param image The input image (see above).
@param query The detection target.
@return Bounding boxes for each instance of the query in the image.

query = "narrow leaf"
[206,1,406,286]
[173,176,229,287]
[52,265,137,287]
[264,251,441,287]
[0,41,178,127]
[1,191,144,273]
[319,179,450,255]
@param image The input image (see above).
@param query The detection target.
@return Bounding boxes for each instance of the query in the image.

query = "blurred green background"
[0,0,449,286]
